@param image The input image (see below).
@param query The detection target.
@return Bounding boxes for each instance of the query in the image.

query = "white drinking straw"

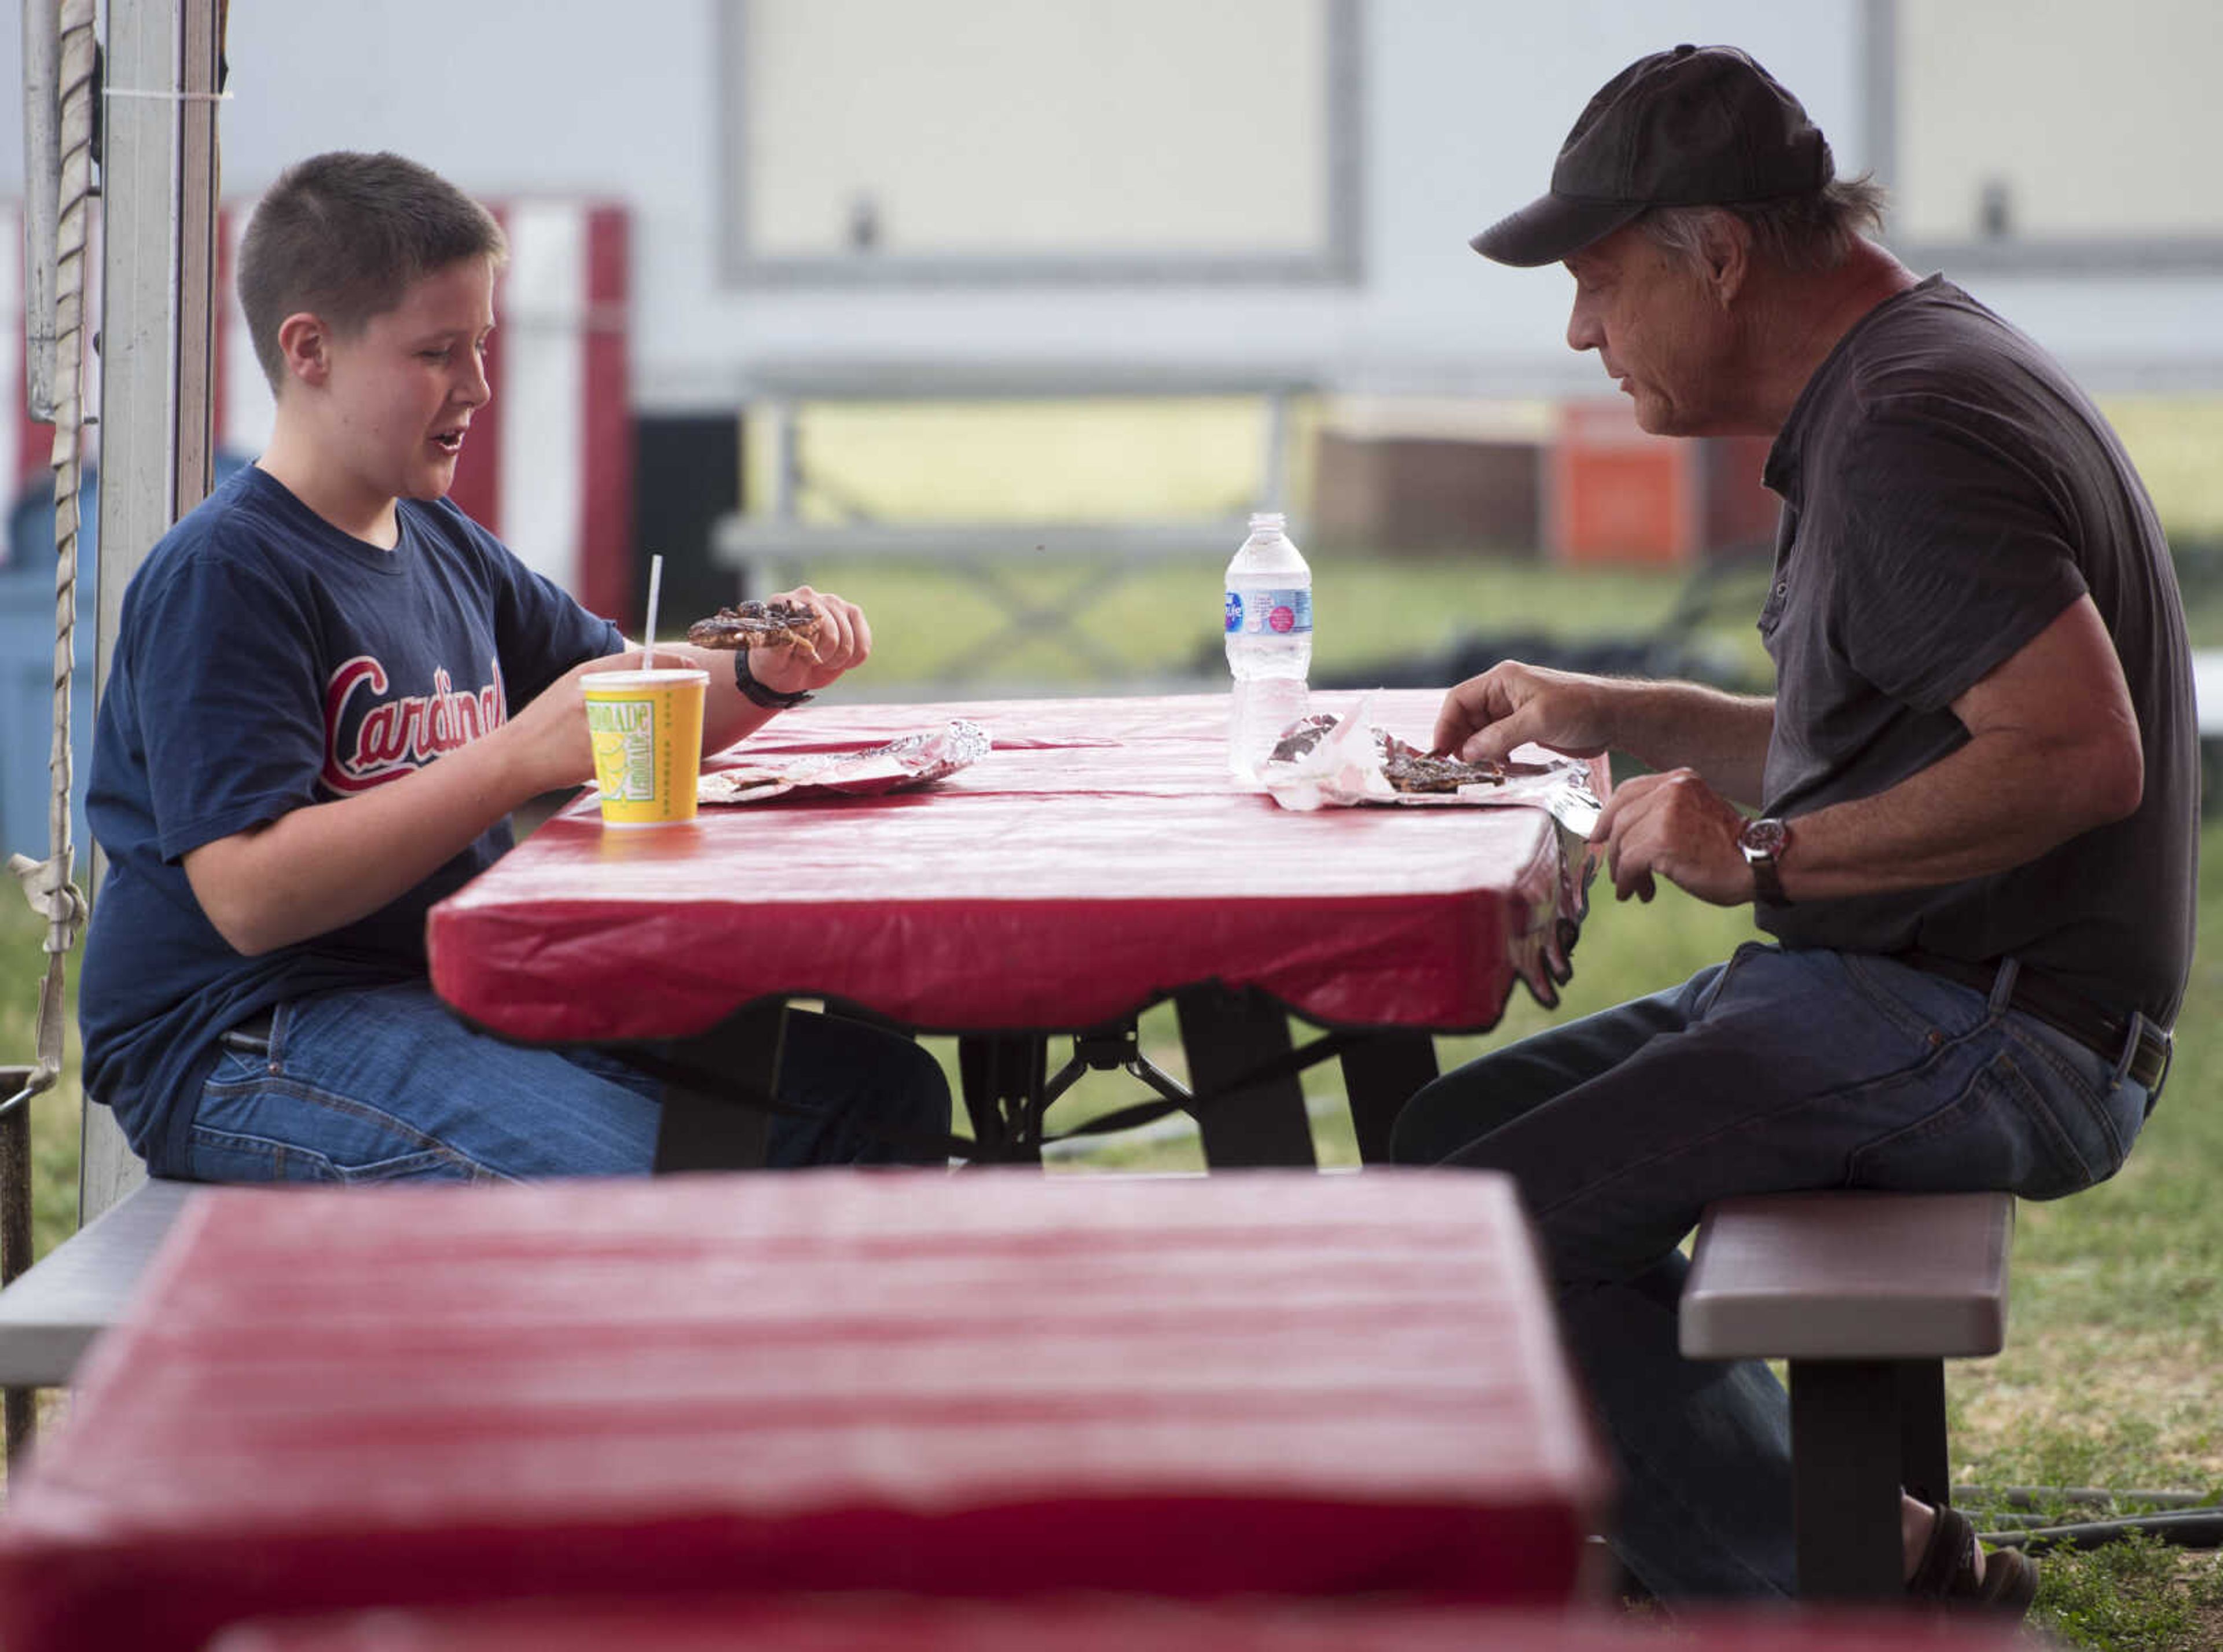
[641,553,665,669]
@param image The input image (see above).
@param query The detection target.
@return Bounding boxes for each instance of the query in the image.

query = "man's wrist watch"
[1738,816,1792,906]
[733,648,815,711]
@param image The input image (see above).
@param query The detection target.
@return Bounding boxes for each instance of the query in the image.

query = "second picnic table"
[426,688,1601,1169]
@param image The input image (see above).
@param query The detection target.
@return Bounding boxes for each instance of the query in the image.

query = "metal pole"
[83,0,226,1218]
[2,1067,34,1467]
[174,0,223,515]
[21,0,63,417]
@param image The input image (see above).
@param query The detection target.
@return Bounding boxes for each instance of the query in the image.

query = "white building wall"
[5,0,2221,410]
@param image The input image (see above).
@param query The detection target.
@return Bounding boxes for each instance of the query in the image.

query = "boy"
[80,151,948,1181]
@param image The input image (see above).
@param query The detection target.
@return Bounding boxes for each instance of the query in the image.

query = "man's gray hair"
[1639,175,1890,274]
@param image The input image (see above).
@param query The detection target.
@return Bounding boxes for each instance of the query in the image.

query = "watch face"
[1741,817,1790,860]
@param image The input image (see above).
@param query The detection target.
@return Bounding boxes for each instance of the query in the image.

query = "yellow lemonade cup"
[582,667,708,827]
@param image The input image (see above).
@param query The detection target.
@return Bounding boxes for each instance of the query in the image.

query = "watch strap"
[733,647,815,710]
[1740,817,1792,906]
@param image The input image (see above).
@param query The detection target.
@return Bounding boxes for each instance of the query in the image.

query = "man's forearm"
[1610,681,1776,807]
[1773,721,2137,902]
[1772,597,2144,901]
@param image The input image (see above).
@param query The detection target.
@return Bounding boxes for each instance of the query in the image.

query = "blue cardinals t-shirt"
[80,466,623,1174]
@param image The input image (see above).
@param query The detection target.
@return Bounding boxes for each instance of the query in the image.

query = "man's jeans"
[1391,943,2152,1600]
[188,982,951,1182]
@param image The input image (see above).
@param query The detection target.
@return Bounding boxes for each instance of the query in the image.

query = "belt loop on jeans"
[1891,948,2170,1100]
[1987,957,2020,1016]
[2125,1009,2169,1118]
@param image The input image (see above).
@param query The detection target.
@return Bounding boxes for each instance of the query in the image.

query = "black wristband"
[733,647,815,710]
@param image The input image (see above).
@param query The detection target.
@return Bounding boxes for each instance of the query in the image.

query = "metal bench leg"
[1896,1357,1951,1508]
[1338,1033,1437,1164]
[958,1034,1049,1165]
[651,1002,783,1173]
[1788,1358,1905,1599]
[2,1081,34,1465]
[1173,986,1317,1168]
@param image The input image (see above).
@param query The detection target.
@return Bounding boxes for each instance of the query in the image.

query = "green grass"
[5,551,2220,1640]
[802,545,2223,698]
[2031,1530,2223,1652]
[824,552,1778,693]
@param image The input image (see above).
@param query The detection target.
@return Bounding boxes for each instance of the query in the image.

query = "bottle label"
[1225,587,1311,636]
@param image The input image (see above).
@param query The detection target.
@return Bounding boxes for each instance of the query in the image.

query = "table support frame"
[641,992,1447,1174]
[650,1004,783,1174]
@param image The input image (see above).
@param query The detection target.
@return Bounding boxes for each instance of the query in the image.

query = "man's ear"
[1700,211,1752,308]
[275,311,332,387]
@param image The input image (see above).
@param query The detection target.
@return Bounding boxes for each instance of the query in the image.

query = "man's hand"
[1436,660,1777,809]
[1433,661,1623,764]
[751,585,871,696]
[1590,767,1757,906]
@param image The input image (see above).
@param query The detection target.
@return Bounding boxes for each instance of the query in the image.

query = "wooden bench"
[1679,1190,2016,1600]
[0,996,782,1460]
[0,1177,196,1394]
[2192,649,2223,816]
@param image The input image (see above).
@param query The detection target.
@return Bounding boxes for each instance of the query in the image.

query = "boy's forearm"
[183,730,539,956]
[646,643,783,754]
[186,649,794,955]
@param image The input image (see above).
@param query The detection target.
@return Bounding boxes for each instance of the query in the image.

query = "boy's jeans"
[1392,943,2152,1600]
[189,981,951,1182]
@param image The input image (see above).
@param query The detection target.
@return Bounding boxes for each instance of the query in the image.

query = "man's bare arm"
[1770,595,2141,900]
[1436,662,1776,807]
[1591,597,2141,906]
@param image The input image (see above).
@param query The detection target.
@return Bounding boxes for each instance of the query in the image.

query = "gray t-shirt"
[1756,275,2196,1026]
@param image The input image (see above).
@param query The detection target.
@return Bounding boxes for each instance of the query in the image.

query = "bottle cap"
[1248,511,1286,531]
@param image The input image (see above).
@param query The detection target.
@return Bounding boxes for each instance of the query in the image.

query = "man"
[1391,45,2195,1613]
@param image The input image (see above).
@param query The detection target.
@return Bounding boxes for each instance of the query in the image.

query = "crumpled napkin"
[700,718,991,804]
[1259,694,1604,836]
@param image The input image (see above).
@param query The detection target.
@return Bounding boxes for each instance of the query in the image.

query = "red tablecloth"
[0,1170,1612,1651]
[427,690,1597,1043]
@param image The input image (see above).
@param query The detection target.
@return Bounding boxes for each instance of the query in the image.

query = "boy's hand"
[186,647,651,957]
[749,586,871,695]
[501,648,652,793]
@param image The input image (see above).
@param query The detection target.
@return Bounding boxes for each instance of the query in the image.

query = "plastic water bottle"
[1224,511,1312,783]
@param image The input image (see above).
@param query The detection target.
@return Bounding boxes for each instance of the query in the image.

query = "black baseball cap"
[1472,43,1834,267]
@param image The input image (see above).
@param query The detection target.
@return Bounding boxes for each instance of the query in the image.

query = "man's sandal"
[1907,1504,2040,1618]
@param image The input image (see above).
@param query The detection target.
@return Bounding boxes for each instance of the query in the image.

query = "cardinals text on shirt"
[321,655,507,795]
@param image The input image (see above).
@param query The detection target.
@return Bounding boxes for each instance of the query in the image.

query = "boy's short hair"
[237,151,507,393]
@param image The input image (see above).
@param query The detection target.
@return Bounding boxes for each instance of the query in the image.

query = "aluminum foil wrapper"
[1260,696,1602,836]
[699,718,991,805]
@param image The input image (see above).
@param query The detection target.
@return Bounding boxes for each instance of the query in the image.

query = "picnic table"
[205,1597,2035,1651]
[0,1169,1613,1649]
[426,688,1600,1168]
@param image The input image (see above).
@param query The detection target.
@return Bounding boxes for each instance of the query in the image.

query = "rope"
[8,0,100,1104]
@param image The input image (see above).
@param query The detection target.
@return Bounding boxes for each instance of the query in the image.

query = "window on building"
[720,0,1362,285]
[1879,0,2223,269]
